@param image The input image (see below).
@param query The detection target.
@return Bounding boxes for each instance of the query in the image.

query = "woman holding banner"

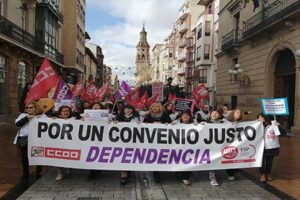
[55,105,73,181]
[14,101,44,182]
[143,102,172,183]
[257,113,280,182]
[114,104,140,184]
[174,110,194,185]
[206,110,224,186]
[226,108,244,181]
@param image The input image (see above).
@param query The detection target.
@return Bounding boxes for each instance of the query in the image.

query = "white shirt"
[264,125,280,149]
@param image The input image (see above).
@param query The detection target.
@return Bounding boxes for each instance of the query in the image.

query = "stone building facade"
[217,0,300,133]
[0,0,64,121]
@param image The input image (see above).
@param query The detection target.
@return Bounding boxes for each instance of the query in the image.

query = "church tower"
[135,24,151,86]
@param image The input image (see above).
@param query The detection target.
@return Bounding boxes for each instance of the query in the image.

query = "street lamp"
[228,64,243,83]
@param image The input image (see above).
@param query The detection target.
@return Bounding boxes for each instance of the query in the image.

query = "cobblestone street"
[15,169,283,200]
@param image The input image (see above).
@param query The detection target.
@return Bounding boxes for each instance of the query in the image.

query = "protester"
[143,102,172,183]
[174,110,194,185]
[205,110,224,186]
[222,104,231,119]
[55,105,73,181]
[226,108,244,181]
[257,113,280,182]
[18,82,32,113]
[14,101,44,181]
[195,104,210,122]
[86,102,104,180]
[114,104,140,184]
[164,101,178,121]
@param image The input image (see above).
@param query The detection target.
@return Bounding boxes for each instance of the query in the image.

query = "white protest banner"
[260,98,289,115]
[28,119,264,171]
[83,109,109,121]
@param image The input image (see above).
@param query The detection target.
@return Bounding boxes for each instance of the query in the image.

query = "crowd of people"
[14,97,281,186]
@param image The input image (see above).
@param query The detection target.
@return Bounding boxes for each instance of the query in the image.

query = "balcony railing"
[177,67,185,75]
[178,24,188,34]
[0,15,40,51]
[0,15,63,64]
[178,39,187,47]
[177,52,186,61]
[243,0,300,38]
[221,30,242,50]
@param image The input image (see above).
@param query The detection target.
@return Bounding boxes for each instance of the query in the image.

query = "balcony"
[178,39,187,47]
[221,30,242,51]
[198,0,212,6]
[0,15,64,64]
[178,24,188,34]
[177,67,185,76]
[36,0,63,22]
[179,7,190,20]
[177,52,186,62]
[0,15,41,52]
[243,0,300,39]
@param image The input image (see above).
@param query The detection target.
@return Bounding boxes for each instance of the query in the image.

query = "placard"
[260,98,289,115]
[173,98,195,113]
[83,109,109,121]
[152,82,164,101]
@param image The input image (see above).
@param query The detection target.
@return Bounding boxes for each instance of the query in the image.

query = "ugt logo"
[222,146,238,159]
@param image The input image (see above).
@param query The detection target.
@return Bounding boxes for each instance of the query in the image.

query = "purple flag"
[52,77,73,100]
[114,81,132,99]
[121,81,132,95]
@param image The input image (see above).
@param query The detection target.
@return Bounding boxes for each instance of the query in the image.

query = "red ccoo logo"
[45,147,81,160]
[222,146,238,159]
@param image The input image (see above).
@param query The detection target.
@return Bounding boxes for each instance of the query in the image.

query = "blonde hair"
[149,102,165,113]
[25,101,42,115]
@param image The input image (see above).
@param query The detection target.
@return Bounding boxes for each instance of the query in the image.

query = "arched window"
[0,55,7,114]
[142,54,145,60]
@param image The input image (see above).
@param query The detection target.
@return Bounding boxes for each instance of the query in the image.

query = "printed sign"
[28,119,264,171]
[152,82,164,101]
[173,98,195,113]
[83,109,109,121]
[260,98,289,115]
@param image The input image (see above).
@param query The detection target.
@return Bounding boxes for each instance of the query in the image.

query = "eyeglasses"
[26,107,34,109]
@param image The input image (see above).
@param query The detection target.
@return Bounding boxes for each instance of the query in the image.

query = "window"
[17,61,27,104]
[197,23,202,39]
[196,46,201,61]
[199,68,207,83]
[44,13,58,58]
[0,55,6,114]
[204,44,210,59]
[205,21,211,36]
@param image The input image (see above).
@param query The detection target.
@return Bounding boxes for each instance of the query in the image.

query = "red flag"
[82,81,98,103]
[25,58,59,103]
[192,83,209,102]
[109,95,115,103]
[140,91,148,105]
[97,82,108,101]
[168,92,177,102]
[71,81,84,96]
[146,93,159,107]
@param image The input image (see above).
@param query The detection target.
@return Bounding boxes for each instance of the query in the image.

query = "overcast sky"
[86,0,184,84]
